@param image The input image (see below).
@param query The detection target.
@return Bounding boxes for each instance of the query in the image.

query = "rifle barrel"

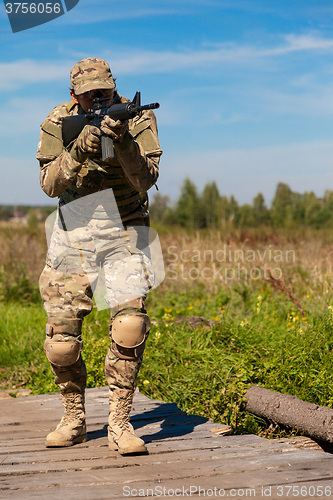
[137,103,160,112]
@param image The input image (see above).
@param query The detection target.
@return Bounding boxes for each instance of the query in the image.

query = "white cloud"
[108,34,333,75]
[2,33,333,92]
[0,60,70,91]
[282,34,333,53]
[257,86,333,116]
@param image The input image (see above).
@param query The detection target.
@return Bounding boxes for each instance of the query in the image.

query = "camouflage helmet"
[70,57,115,95]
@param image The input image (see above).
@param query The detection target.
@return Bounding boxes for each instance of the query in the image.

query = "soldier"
[36,57,162,455]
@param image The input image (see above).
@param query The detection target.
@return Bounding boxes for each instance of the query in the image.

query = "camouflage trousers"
[39,222,152,395]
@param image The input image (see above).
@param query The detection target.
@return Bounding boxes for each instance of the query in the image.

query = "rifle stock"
[62,114,91,146]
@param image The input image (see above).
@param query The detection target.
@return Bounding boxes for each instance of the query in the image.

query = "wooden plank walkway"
[1,387,333,499]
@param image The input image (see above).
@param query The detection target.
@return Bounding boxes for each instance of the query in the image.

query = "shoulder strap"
[66,100,76,113]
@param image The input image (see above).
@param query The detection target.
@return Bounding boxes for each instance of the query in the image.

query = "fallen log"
[245,385,333,444]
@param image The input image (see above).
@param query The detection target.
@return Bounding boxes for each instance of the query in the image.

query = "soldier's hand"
[100,116,128,142]
[69,125,101,163]
[76,125,101,154]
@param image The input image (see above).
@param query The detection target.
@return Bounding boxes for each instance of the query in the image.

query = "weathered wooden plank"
[0,430,225,455]
[0,415,211,441]
[1,448,331,490]
[117,477,333,500]
[0,426,224,456]
[2,436,286,481]
[0,402,178,426]
[0,394,196,434]
[1,405,208,427]
[0,408,224,442]
[0,435,296,466]
[0,431,323,457]
[1,455,333,500]
[2,478,333,500]
[0,440,313,475]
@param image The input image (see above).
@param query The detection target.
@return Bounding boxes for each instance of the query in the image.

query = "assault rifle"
[62,91,160,161]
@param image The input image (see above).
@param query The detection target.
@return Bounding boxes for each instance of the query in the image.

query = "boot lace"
[61,393,85,425]
[110,394,132,431]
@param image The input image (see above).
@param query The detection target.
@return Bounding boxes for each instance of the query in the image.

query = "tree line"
[1,180,331,229]
[0,205,55,222]
[149,179,333,229]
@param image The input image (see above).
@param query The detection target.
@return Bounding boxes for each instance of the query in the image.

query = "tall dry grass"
[1,222,333,307]
[0,222,46,285]
[158,227,333,307]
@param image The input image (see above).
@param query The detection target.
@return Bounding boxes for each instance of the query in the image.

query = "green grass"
[1,278,333,438]
[140,283,333,436]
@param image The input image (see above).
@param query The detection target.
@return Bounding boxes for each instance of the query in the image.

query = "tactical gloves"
[69,120,129,163]
[69,125,101,162]
[100,116,128,143]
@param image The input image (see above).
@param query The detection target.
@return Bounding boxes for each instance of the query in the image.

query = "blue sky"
[0,0,333,207]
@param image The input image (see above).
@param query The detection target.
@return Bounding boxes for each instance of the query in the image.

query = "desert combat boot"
[108,388,147,455]
[45,392,86,447]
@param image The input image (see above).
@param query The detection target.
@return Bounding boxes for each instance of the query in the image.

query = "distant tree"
[323,190,333,210]
[271,182,294,226]
[147,178,333,230]
[217,194,239,229]
[149,193,170,222]
[175,177,201,229]
[320,190,333,227]
[0,205,13,221]
[238,203,255,226]
[252,192,271,225]
[291,192,306,225]
[229,195,239,225]
[200,181,220,228]
[303,192,322,226]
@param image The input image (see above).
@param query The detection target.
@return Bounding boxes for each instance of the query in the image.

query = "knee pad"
[110,314,150,361]
[44,335,82,367]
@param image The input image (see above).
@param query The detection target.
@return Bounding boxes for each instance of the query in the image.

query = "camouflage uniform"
[37,58,162,452]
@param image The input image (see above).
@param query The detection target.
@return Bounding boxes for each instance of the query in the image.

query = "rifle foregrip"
[101,135,114,161]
